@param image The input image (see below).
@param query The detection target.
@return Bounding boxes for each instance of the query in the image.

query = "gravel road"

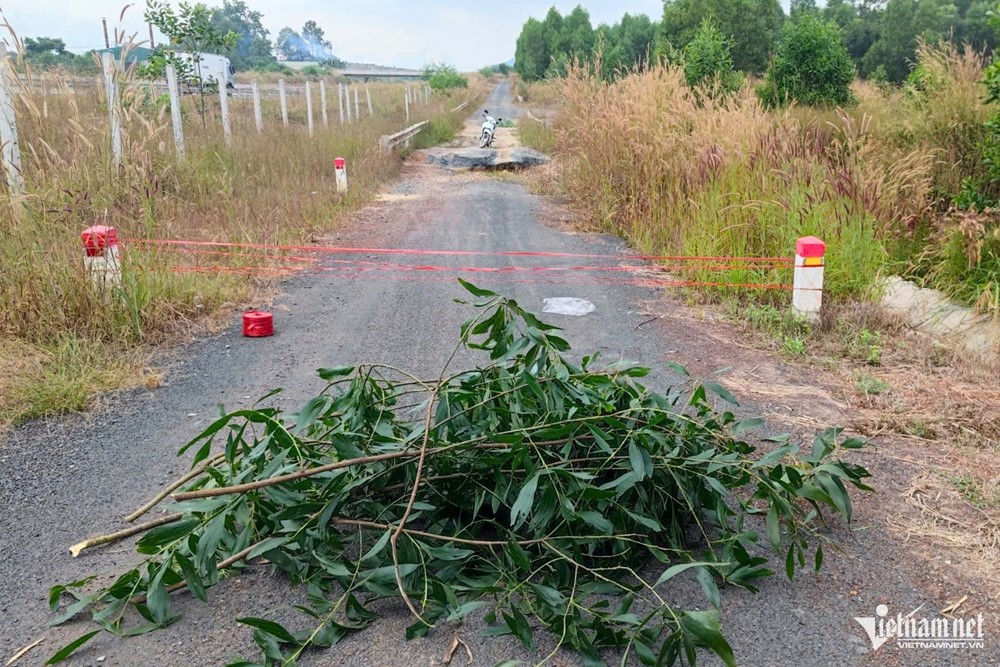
[0,83,992,667]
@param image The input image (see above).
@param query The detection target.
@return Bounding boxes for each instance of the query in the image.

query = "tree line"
[17,0,345,74]
[514,1,1000,84]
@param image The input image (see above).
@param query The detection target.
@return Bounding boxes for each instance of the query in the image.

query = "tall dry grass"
[553,44,990,305]
[0,50,482,423]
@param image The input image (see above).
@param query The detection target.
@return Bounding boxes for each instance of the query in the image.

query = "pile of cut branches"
[51,281,872,666]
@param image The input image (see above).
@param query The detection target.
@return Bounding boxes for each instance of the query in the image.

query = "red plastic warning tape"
[166,265,795,290]
[126,238,795,264]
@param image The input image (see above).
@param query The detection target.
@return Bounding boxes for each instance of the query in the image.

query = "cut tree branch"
[69,513,183,557]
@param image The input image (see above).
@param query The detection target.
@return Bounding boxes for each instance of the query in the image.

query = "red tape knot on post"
[82,225,118,257]
[243,311,274,337]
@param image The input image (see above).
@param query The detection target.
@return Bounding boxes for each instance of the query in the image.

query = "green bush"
[758,15,855,107]
[423,62,468,90]
[682,19,743,96]
[301,64,330,77]
[252,61,293,74]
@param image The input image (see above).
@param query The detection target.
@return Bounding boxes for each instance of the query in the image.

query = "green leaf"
[697,566,721,609]
[447,600,491,621]
[247,536,290,561]
[655,561,719,587]
[814,544,824,571]
[362,563,418,586]
[664,360,690,378]
[766,504,781,550]
[46,630,100,664]
[704,381,739,406]
[317,366,355,380]
[174,552,208,603]
[405,620,432,640]
[362,530,391,562]
[47,597,92,627]
[628,441,647,482]
[458,279,498,298]
[732,417,765,436]
[146,565,170,625]
[136,519,201,554]
[785,544,796,579]
[578,510,613,535]
[237,617,297,643]
[680,610,735,667]
[510,472,539,528]
[503,607,535,649]
[633,639,657,666]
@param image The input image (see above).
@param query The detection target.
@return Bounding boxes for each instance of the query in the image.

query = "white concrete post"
[365,86,373,116]
[165,64,185,160]
[305,81,314,136]
[279,79,288,127]
[251,80,263,134]
[345,83,352,123]
[792,236,825,323]
[335,156,347,194]
[219,80,231,146]
[353,86,360,120]
[338,82,345,125]
[405,92,410,124]
[82,225,121,289]
[0,45,25,197]
[320,80,329,127]
[101,53,122,170]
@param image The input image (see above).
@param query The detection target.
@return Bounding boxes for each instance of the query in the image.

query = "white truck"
[173,51,234,90]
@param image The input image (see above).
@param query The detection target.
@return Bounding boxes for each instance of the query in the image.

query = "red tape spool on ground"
[242,310,274,337]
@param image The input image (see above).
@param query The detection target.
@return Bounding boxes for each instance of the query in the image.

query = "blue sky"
[0,1,791,70]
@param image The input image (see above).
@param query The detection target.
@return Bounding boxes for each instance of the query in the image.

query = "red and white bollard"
[792,236,825,323]
[334,157,348,194]
[81,225,121,289]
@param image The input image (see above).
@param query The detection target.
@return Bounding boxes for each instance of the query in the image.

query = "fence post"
[101,53,122,170]
[0,45,25,197]
[165,63,185,161]
[251,80,263,134]
[279,78,288,127]
[305,81,314,136]
[345,83,352,123]
[320,80,329,127]
[405,92,410,124]
[335,157,347,194]
[81,225,121,290]
[792,236,825,323]
[338,82,345,125]
[219,81,231,146]
[353,87,360,120]
[365,86,373,116]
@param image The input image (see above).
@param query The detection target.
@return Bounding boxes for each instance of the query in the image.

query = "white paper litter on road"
[542,297,596,317]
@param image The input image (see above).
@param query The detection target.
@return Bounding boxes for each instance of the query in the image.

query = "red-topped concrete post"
[81,225,121,289]
[793,236,825,322]
[335,157,348,194]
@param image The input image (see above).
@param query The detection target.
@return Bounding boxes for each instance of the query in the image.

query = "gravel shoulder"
[0,83,993,667]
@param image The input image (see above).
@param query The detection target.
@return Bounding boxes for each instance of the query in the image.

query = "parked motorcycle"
[480,110,501,148]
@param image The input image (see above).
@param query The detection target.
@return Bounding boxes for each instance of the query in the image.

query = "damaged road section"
[424,146,550,170]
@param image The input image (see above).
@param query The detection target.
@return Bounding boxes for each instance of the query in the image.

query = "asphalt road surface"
[0,82,991,667]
